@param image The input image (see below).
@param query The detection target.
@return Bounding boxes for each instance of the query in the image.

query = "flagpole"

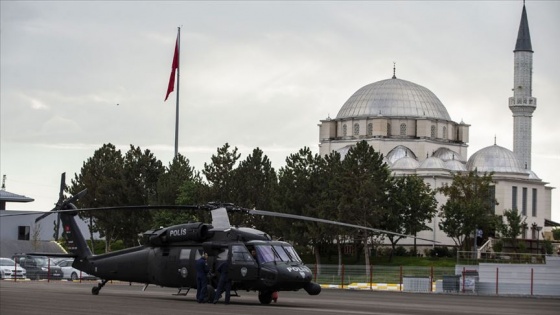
[174,27,180,158]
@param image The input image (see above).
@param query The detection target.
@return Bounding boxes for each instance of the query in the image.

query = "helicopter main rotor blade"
[248,209,438,243]
[210,208,231,231]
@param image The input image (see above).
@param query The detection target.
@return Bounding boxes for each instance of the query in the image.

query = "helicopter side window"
[216,249,229,261]
[255,245,275,264]
[179,249,191,260]
[230,245,254,265]
[273,245,291,262]
[283,246,302,262]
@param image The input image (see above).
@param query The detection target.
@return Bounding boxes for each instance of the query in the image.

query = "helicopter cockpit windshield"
[254,244,302,264]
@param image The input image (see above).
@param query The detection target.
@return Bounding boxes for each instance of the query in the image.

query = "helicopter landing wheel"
[258,290,273,305]
[92,279,108,295]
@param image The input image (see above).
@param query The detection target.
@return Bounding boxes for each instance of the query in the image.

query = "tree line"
[66,141,511,263]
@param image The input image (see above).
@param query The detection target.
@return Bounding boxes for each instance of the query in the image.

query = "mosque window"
[431,125,436,138]
[353,123,359,136]
[400,123,407,136]
[367,123,373,136]
[342,124,347,137]
[532,188,537,217]
[512,186,518,211]
[522,187,527,216]
[442,126,447,139]
[387,123,391,136]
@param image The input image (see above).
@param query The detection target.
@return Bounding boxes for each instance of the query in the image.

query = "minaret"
[509,3,536,170]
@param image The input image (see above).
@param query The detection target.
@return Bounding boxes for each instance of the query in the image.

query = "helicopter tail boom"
[58,203,93,259]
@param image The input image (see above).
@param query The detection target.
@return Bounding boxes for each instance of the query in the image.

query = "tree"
[202,143,241,203]
[118,145,165,247]
[498,208,526,252]
[228,147,278,228]
[438,171,498,251]
[338,141,392,270]
[69,143,126,252]
[156,153,197,205]
[276,147,325,265]
[153,153,202,227]
[317,150,347,272]
[384,175,438,258]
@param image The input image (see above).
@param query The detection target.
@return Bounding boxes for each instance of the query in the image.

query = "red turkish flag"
[165,35,179,101]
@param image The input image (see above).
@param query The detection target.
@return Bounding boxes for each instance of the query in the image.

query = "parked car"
[11,254,63,280]
[55,258,97,280]
[0,257,27,279]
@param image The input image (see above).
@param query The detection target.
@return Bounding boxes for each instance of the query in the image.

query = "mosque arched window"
[342,124,347,137]
[353,123,360,136]
[431,125,436,138]
[442,126,447,139]
[400,123,407,136]
[367,123,373,136]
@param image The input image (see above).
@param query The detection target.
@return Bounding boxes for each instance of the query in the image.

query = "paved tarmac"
[0,280,558,315]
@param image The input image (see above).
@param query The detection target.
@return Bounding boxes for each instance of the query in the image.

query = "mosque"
[317,4,554,248]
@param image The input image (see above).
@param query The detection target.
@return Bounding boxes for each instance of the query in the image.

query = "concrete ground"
[0,280,558,315]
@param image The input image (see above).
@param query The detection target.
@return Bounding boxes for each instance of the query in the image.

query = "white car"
[55,258,97,280]
[0,257,27,279]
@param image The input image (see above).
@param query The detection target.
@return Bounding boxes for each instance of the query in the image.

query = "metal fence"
[308,261,560,296]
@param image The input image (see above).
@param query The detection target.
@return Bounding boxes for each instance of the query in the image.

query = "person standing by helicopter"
[195,252,209,303]
[213,260,231,304]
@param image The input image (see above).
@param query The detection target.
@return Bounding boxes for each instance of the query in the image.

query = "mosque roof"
[336,77,451,121]
[467,144,526,174]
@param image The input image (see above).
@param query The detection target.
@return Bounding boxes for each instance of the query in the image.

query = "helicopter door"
[176,248,192,287]
[228,244,258,282]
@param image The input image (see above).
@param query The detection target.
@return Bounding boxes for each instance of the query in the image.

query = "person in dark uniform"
[195,252,209,303]
[213,260,231,304]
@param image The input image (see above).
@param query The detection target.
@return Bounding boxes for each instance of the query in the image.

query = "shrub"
[395,246,408,256]
[492,240,503,253]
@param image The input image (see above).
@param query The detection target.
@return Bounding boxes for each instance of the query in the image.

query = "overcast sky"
[1,1,559,221]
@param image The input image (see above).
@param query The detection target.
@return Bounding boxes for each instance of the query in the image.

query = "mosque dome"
[444,159,467,172]
[335,144,353,160]
[336,77,452,121]
[419,157,445,169]
[386,145,418,165]
[467,144,526,173]
[392,156,420,169]
[432,147,465,162]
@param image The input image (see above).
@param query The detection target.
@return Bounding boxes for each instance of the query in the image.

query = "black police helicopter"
[27,174,434,305]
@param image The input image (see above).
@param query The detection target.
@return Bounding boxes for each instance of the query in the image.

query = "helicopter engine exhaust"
[304,282,321,295]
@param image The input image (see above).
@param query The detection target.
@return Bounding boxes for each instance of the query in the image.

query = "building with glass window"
[318,4,554,248]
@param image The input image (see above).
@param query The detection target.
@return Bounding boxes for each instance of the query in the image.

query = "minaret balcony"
[508,97,537,107]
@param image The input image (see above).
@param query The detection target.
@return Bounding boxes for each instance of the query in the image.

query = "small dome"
[527,170,540,180]
[432,147,465,162]
[445,159,467,172]
[386,145,417,165]
[467,144,526,173]
[335,145,353,160]
[419,157,445,169]
[336,78,452,121]
[392,156,420,169]
[383,157,392,167]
